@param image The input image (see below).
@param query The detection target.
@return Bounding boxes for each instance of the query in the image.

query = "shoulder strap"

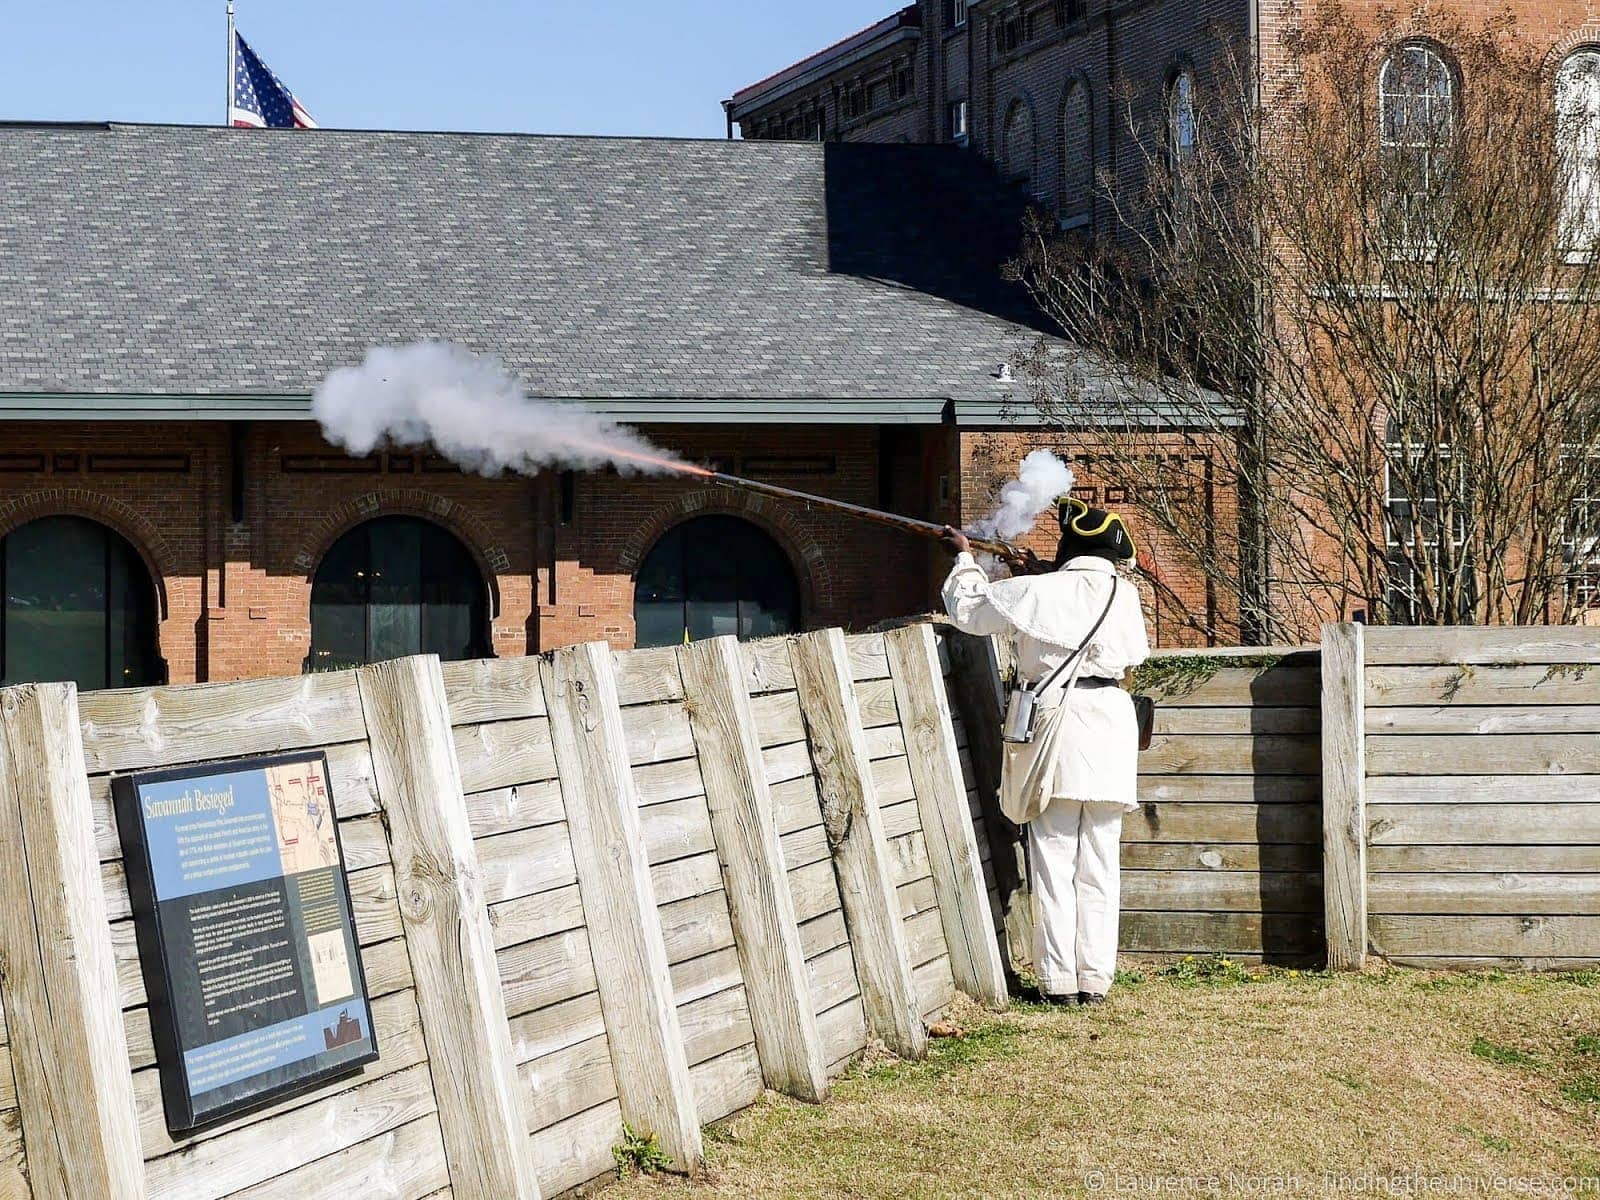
[1031,574,1119,695]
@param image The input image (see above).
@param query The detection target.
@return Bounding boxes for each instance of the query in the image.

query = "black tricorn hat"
[1057,496,1136,562]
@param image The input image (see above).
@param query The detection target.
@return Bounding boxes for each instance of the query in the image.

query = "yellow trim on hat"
[1060,495,1137,558]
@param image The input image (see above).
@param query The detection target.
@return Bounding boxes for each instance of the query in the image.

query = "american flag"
[230,32,318,129]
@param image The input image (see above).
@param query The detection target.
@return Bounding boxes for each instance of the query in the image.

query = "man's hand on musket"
[1004,546,1049,575]
[940,526,972,555]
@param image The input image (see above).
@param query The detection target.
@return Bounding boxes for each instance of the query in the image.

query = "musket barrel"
[704,472,1020,558]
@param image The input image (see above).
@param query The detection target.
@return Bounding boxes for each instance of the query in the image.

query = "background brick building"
[1,123,1164,688]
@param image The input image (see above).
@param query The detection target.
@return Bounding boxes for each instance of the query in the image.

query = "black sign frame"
[113,749,380,1134]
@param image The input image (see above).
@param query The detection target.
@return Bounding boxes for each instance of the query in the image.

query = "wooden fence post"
[542,643,703,1173]
[790,629,927,1060]
[678,636,829,1103]
[1321,623,1368,971]
[357,656,543,1200]
[943,630,1033,976]
[0,683,144,1200]
[885,623,1009,1008]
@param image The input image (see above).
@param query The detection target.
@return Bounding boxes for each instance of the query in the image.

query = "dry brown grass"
[610,962,1600,1199]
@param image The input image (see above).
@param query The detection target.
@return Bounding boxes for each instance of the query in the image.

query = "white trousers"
[1029,799,1124,996]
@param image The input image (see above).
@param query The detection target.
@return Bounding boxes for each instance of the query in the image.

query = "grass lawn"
[611,960,1600,1199]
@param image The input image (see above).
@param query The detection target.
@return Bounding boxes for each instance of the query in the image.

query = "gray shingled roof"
[0,122,1077,424]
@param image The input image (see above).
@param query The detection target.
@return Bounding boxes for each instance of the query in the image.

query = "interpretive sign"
[113,751,378,1133]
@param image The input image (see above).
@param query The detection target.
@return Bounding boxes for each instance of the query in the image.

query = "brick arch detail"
[1547,28,1600,75]
[293,489,507,618]
[0,488,174,617]
[617,491,836,624]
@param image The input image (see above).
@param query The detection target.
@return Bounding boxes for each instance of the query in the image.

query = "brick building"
[1,123,1175,690]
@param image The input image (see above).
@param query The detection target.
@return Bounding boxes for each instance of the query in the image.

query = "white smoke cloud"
[312,342,685,476]
[970,449,1076,542]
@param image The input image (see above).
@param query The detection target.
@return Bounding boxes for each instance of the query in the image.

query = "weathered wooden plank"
[1366,776,1600,805]
[844,633,890,681]
[614,647,685,707]
[690,1045,764,1126]
[141,1062,436,1200]
[762,741,813,787]
[498,928,598,1020]
[464,778,565,841]
[657,890,735,967]
[747,691,807,749]
[488,882,585,952]
[871,755,917,806]
[0,683,144,1200]
[740,639,797,694]
[1362,626,1600,666]
[1369,873,1600,915]
[0,1122,29,1200]
[633,758,707,807]
[770,774,824,836]
[1134,775,1321,805]
[1370,844,1600,872]
[475,823,576,906]
[528,1099,622,1198]
[1368,734,1600,776]
[903,907,948,968]
[518,1033,617,1132]
[1368,804,1600,845]
[863,724,907,761]
[1369,914,1600,958]
[887,830,932,889]
[506,990,606,1070]
[1321,623,1366,971]
[357,656,542,1200]
[1119,911,1325,958]
[453,717,557,794]
[854,678,900,729]
[779,824,832,871]
[799,910,852,961]
[651,851,724,908]
[898,877,939,920]
[442,656,547,725]
[621,703,697,767]
[790,629,927,1061]
[76,671,367,774]
[640,795,718,866]
[1140,734,1321,776]
[818,995,868,1070]
[541,643,702,1173]
[679,637,829,1103]
[1366,664,1600,707]
[788,859,844,926]
[885,623,1008,1008]
[912,954,957,1018]
[677,984,756,1068]
[668,947,744,1010]
[215,1113,448,1200]
[1136,666,1321,708]
[880,796,921,842]
[806,943,864,1014]
[1121,870,1323,913]
[1366,705,1600,735]
[1123,803,1321,844]
[1155,707,1321,736]
[1119,842,1323,872]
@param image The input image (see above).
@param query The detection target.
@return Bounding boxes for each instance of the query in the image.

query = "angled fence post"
[357,655,543,1200]
[542,643,703,1173]
[678,636,829,1102]
[790,629,927,1061]
[884,623,1009,1008]
[0,683,144,1200]
[1321,623,1368,971]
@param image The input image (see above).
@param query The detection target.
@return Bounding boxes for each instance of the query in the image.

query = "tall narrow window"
[1557,50,1600,259]
[1,515,162,690]
[1384,418,1473,622]
[633,516,801,649]
[1379,44,1455,252]
[1564,447,1600,615]
[947,0,969,28]
[949,99,969,144]
[1002,98,1037,196]
[1168,70,1197,171]
[309,516,489,671]
[1059,79,1094,228]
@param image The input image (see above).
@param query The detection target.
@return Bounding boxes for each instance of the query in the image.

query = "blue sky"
[1,1,892,137]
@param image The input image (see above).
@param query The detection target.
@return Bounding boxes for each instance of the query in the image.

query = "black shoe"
[1077,992,1107,1005]
[1043,992,1080,1007]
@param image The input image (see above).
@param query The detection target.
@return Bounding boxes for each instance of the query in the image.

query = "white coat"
[941,552,1151,811]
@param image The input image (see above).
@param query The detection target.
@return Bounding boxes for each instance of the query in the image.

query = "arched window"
[1001,99,1037,195]
[1059,79,1094,228]
[309,516,489,671]
[1379,43,1455,249]
[1557,49,1600,257]
[633,516,801,649]
[1,515,162,690]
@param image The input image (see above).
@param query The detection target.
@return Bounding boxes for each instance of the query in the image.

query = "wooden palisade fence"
[0,624,1002,1200]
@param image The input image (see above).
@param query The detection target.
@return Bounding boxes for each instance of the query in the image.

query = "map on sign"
[113,751,379,1133]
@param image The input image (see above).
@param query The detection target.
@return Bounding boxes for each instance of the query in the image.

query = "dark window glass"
[309,516,489,671]
[633,516,802,649]
[1,515,162,691]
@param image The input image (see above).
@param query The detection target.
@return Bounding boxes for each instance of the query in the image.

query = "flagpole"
[225,0,236,126]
